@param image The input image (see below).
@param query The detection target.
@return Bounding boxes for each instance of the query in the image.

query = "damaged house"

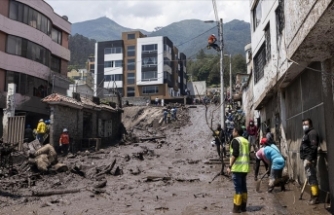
[245,0,334,211]
[41,93,122,150]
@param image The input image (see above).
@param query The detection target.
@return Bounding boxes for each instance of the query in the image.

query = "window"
[9,1,52,35]
[127,87,135,97]
[265,24,271,62]
[127,73,135,84]
[115,60,123,67]
[142,44,157,53]
[104,61,113,68]
[89,64,94,73]
[253,0,262,31]
[5,71,49,97]
[275,0,285,37]
[142,71,158,81]
[127,33,135,40]
[143,86,158,94]
[51,28,62,45]
[104,47,122,54]
[164,44,172,54]
[6,35,50,67]
[104,74,122,82]
[51,56,61,73]
[254,44,266,83]
[164,57,171,66]
[142,57,157,67]
[127,46,135,57]
[127,59,135,70]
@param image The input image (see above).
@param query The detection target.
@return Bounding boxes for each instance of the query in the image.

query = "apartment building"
[0,0,71,132]
[94,31,187,99]
[246,0,334,207]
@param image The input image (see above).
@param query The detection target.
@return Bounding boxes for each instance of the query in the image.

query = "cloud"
[45,0,250,31]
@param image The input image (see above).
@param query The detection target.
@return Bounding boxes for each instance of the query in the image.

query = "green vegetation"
[187,49,247,87]
[68,34,96,68]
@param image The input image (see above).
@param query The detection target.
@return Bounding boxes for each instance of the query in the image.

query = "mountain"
[72,17,149,42]
[70,17,250,67]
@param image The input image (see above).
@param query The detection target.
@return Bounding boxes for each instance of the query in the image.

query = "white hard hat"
[63,128,68,132]
[211,140,216,147]
[212,34,215,36]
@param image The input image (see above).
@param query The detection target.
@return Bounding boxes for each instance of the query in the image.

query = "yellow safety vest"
[230,136,250,173]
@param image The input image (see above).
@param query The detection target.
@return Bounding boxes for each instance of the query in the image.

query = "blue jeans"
[232,172,248,194]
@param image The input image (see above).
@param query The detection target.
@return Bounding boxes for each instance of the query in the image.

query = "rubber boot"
[280,180,286,192]
[232,194,242,213]
[241,193,247,212]
[309,185,319,205]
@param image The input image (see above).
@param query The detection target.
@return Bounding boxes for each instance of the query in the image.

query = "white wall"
[136,36,164,85]
[187,81,207,96]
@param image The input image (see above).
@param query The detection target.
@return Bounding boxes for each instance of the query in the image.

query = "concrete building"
[94,31,187,100]
[247,0,334,208]
[67,69,94,88]
[0,0,71,135]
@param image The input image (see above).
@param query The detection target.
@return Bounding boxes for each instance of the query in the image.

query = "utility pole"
[219,18,225,129]
[229,54,232,101]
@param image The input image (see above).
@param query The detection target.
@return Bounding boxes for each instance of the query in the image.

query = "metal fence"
[3,116,25,149]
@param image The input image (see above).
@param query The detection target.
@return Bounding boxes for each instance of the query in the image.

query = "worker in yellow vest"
[227,126,250,213]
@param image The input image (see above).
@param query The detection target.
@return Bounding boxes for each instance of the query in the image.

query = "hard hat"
[39,119,44,122]
[212,34,215,36]
[211,140,216,147]
[260,138,267,145]
[63,128,68,132]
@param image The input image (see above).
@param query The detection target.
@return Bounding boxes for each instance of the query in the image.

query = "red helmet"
[260,138,267,145]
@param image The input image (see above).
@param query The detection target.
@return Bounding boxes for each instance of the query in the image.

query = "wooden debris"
[139,136,166,141]
[32,188,80,197]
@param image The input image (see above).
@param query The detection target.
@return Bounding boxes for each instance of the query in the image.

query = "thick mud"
[0,106,330,215]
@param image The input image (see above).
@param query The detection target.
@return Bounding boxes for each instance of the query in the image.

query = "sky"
[45,0,250,31]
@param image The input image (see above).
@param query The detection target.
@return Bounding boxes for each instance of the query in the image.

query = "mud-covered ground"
[0,106,331,215]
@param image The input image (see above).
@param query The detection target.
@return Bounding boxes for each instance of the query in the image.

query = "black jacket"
[300,128,319,161]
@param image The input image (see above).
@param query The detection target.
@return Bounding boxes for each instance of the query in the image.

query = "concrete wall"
[50,105,83,146]
[187,81,207,96]
[123,96,150,106]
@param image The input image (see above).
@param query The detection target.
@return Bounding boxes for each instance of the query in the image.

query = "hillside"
[149,19,250,57]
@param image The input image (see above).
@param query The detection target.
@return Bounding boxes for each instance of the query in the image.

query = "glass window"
[142,86,158,94]
[114,74,123,81]
[23,5,29,24]
[127,34,135,40]
[142,57,157,66]
[104,61,113,68]
[104,48,111,54]
[127,59,135,70]
[6,35,22,55]
[253,0,262,31]
[115,60,123,67]
[142,71,157,81]
[127,45,135,57]
[9,1,19,20]
[127,73,135,84]
[104,75,111,82]
[127,87,135,97]
[51,55,61,73]
[6,35,50,67]
[142,44,157,53]
[51,28,62,44]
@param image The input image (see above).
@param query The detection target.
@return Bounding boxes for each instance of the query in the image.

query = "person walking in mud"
[163,110,168,124]
[300,118,320,204]
[247,120,258,152]
[227,126,250,213]
[213,124,226,158]
[254,138,270,181]
[36,119,46,144]
[59,128,70,155]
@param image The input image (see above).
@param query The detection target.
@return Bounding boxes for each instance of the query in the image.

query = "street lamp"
[224,54,232,101]
[204,19,225,129]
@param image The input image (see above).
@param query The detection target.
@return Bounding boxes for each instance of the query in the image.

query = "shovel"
[255,170,270,192]
[299,178,308,200]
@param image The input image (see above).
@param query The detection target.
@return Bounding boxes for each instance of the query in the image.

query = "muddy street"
[0,106,330,215]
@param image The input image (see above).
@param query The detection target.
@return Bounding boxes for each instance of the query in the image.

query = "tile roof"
[42,93,117,112]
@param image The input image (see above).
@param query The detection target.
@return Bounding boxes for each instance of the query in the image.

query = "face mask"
[303,125,309,131]
[250,123,253,126]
